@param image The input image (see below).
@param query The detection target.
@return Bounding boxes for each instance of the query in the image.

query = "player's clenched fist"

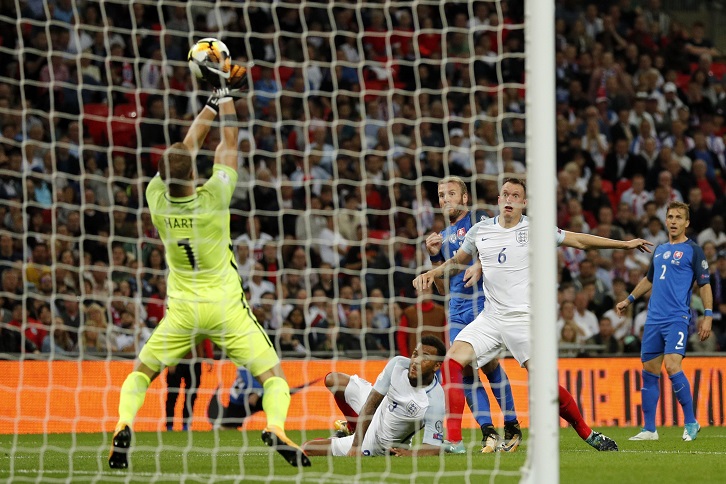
[425,232,443,257]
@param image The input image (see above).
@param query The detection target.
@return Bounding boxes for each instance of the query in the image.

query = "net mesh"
[1,0,527,481]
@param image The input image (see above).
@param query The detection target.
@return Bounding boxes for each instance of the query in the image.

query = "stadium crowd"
[0,0,725,360]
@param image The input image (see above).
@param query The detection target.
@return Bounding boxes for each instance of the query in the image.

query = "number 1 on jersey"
[177,238,198,269]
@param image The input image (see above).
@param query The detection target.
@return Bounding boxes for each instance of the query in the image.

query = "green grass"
[1,426,724,483]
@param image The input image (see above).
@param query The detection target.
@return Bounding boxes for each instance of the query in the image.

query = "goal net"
[0,0,543,481]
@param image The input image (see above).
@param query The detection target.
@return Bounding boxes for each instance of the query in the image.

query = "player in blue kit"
[616,201,713,442]
[207,367,264,429]
[425,177,519,453]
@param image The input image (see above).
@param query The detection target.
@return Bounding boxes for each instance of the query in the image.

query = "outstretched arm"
[347,389,385,456]
[182,105,217,158]
[562,231,653,253]
[215,99,239,169]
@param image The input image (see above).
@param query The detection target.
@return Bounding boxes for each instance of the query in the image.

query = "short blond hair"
[667,201,690,220]
[159,142,193,196]
[438,176,468,196]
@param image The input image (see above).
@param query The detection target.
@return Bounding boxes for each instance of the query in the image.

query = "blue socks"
[641,370,660,432]
[485,363,517,423]
[462,363,519,428]
[670,371,696,425]
[642,370,697,431]
[463,374,492,427]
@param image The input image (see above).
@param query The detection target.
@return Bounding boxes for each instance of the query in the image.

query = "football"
[188,38,231,87]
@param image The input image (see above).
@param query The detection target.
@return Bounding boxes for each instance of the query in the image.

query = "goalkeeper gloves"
[205,92,230,114]
[204,64,249,114]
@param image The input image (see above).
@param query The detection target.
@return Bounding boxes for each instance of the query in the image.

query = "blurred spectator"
[685,21,720,64]
[559,321,582,357]
[557,300,587,343]
[584,317,624,356]
[697,215,726,247]
[396,282,446,358]
[604,138,648,185]
[84,303,116,353]
[42,316,76,354]
[619,173,653,219]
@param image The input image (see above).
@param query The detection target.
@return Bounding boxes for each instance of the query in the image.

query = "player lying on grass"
[302,336,447,457]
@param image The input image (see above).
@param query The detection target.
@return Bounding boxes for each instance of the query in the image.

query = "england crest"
[516,230,528,245]
[406,401,420,416]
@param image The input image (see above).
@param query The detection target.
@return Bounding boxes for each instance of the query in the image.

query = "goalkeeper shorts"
[139,297,278,376]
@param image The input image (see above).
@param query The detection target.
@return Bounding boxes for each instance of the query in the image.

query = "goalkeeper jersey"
[146,164,243,302]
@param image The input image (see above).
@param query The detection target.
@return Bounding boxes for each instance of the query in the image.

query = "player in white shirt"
[413,178,653,453]
[302,336,447,457]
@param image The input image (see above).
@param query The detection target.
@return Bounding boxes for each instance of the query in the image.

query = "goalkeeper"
[302,336,447,457]
[109,60,310,469]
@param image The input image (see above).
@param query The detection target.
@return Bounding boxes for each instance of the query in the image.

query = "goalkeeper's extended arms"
[182,103,216,159]
[214,98,238,169]
[346,389,385,456]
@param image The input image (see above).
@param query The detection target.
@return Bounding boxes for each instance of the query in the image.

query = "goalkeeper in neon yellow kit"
[109,63,310,469]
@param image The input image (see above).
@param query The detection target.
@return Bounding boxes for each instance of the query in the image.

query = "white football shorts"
[455,310,530,367]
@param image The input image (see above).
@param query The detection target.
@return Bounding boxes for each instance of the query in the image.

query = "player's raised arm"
[182,102,217,158]
[562,231,653,253]
[215,98,238,169]
[346,389,385,456]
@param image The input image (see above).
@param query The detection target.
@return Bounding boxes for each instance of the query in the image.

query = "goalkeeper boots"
[262,426,312,467]
[108,424,132,469]
[480,425,502,454]
[586,431,619,451]
[682,422,701,442]
[498,420,522,453]
[334,419,352,438]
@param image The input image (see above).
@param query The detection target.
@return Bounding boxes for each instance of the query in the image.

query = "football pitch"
[1,426,724,483]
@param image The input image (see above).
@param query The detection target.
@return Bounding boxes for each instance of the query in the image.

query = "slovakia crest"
[674,251,683,260]
[663,251,671,260]
[457,227,466,239]
[516,230,529,245]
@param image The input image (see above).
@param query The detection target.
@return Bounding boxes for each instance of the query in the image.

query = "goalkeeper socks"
[117,371,151,428]
[333,393,359,432]
[442,358,466,443]
[462,374,492,428]
[558,385,592,441]
[485,363,518,423]
[262,376,291,431]
[669,371,696,424]
[641,370,660,432]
